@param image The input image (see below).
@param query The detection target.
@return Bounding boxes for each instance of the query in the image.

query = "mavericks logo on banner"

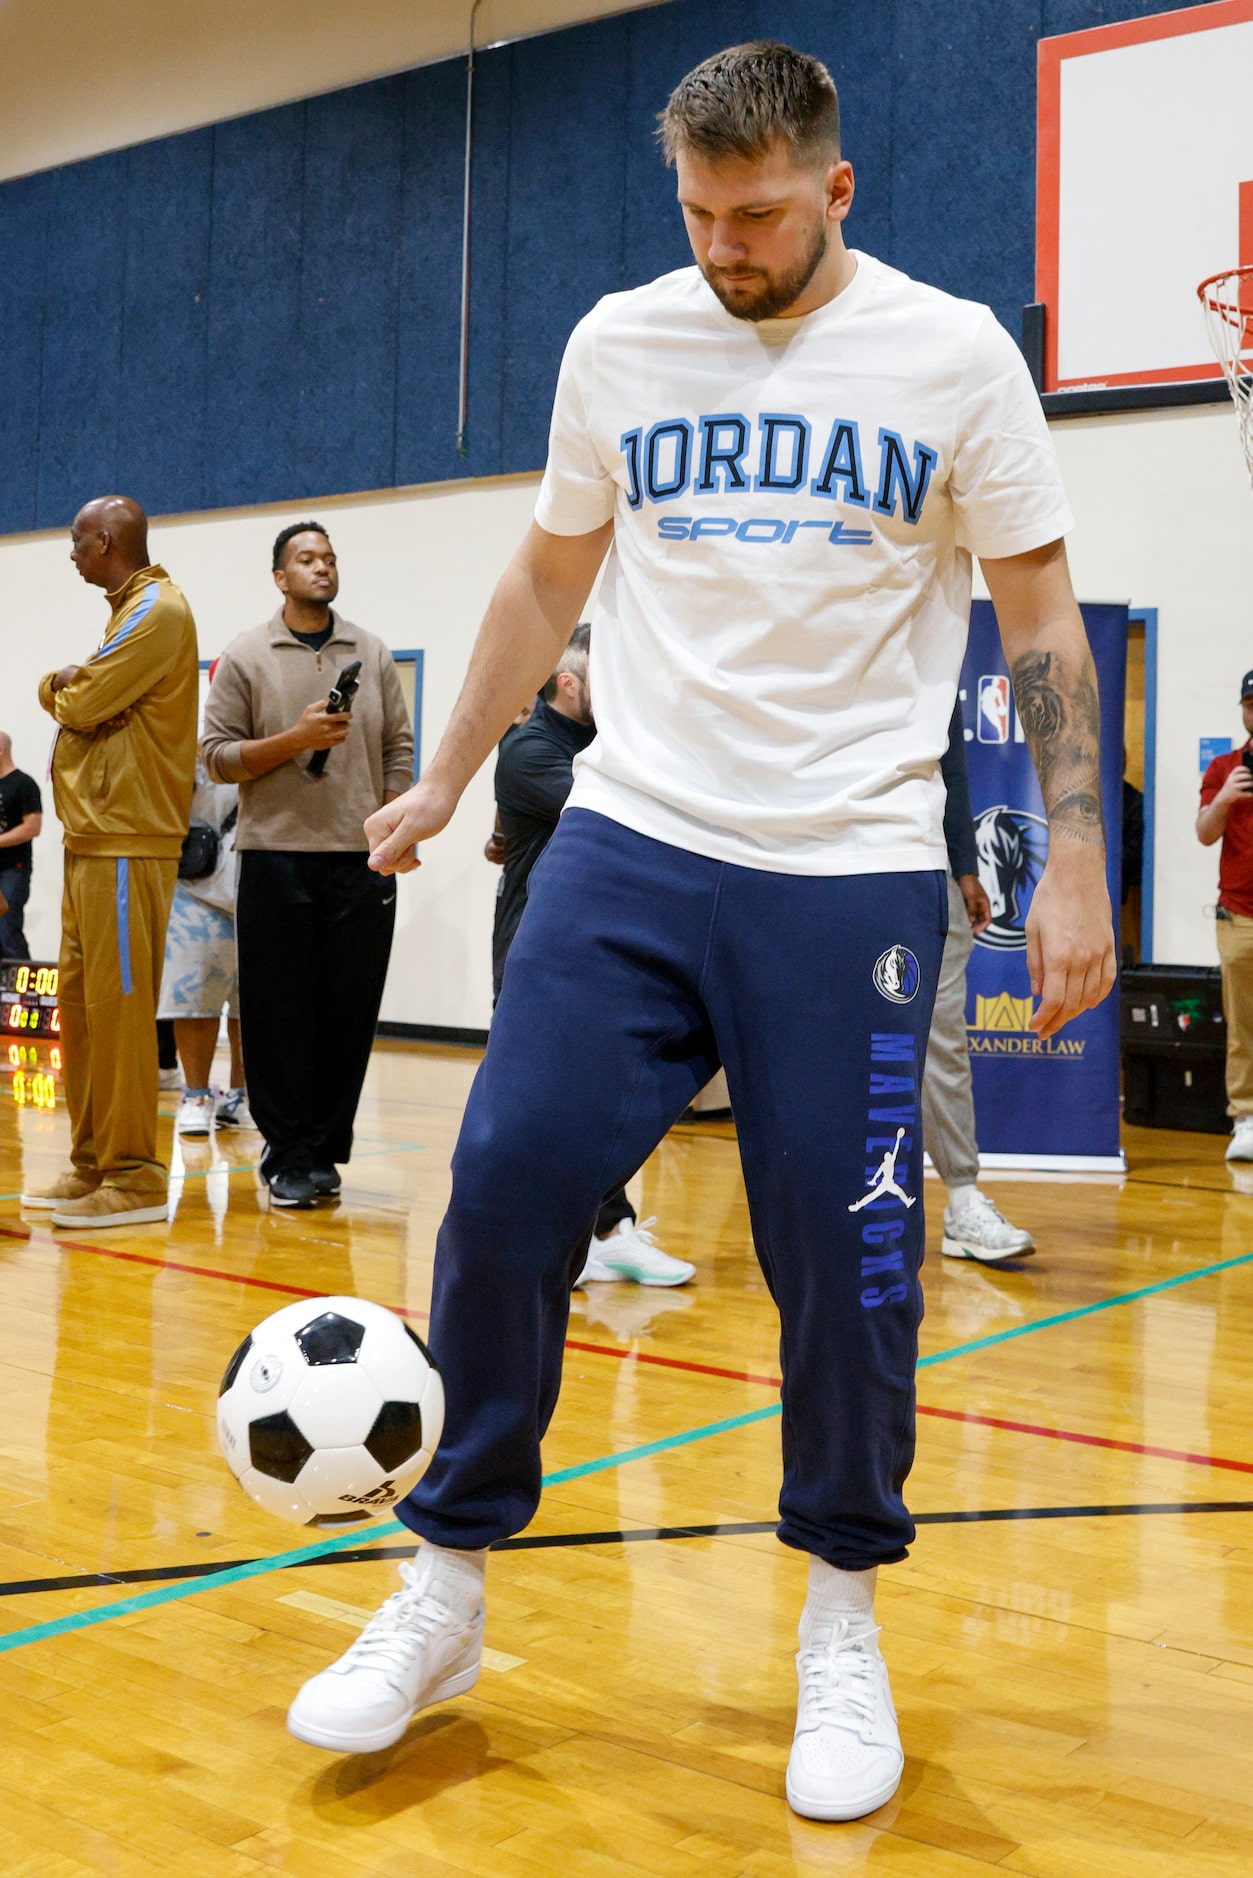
[961,600,1126,1165]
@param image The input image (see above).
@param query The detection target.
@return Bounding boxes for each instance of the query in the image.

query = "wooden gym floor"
[0,1037,1251,1875]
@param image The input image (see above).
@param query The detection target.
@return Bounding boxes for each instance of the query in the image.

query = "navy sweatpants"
[400,810,946,1570]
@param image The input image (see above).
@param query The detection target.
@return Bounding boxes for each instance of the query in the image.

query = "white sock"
[804,1556,877,1627]
[948,1183,979,1217]
[415,1542,487,1611]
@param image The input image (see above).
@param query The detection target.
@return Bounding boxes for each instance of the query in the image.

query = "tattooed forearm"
[1010,649,1105,849]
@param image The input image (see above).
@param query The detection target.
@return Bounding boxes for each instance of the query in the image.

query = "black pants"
[0,865,31,961]
[236,851,395,1178]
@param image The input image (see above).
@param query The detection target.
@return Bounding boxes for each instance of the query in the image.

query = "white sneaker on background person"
[214,1087,255,1130]
[287,1546,486,1754]
[940,1187,1035,1264]
[1226,1115,1253,1162]
[175,1091,215,1137]
[574,1216,696,1287]
[786,1562,903,1821]
[158,1064,183,1091]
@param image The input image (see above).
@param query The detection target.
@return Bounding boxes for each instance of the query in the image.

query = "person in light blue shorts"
[157,762,254,1137]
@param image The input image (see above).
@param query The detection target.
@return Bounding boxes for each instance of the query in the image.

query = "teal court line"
[0,1244,1251,1658]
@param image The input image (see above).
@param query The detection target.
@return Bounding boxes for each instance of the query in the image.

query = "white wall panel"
[0,473,543,1030]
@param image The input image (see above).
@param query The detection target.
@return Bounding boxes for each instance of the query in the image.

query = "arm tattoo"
[1010,649,1105,850]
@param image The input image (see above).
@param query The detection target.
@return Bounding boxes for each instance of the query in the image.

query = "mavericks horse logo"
[872,945,920,1003]
[974,806,1048,952]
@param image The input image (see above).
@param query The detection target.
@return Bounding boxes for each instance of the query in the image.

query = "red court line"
[564,1337,781,1387]
[0,1224,777,1378]
[915,1403,1253,1477]
[4,1223,1252,1477]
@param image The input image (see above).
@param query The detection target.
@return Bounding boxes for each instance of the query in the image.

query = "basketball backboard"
[1037,0,1253,396]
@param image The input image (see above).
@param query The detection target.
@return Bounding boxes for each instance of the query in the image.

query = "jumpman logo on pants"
[847,1127,916,1212]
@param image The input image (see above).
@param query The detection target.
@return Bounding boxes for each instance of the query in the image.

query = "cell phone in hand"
[1243,749,1253,776]
[308,661,362,779]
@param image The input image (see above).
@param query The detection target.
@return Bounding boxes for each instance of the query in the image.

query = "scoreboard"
[1,961,60,1037]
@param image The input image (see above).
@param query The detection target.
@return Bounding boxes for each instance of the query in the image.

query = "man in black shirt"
[493,626,693,1287]
[0,733,43,960]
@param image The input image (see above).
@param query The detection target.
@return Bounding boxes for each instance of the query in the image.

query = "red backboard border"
[1037,0,1253,395]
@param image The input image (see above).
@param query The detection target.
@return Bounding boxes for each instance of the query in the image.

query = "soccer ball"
[217,1295,443,1527]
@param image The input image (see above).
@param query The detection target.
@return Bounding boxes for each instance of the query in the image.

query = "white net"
[1198,266,1253,491]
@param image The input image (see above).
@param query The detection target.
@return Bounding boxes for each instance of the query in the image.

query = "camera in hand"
[307,661,362,778]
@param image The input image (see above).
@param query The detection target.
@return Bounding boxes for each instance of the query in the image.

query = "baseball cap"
[1242,671,1253,700]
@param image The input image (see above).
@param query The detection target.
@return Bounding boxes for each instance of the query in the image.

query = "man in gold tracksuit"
[23,495,198,1229]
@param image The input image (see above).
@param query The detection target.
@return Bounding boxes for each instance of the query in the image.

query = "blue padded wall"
[0,0,1216,535]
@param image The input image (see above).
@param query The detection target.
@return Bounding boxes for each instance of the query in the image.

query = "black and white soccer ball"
[216,1295,443,1527]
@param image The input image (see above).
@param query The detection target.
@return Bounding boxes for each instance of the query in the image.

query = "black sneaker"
[266,1169,317,1209]
[309,1167,342,1198]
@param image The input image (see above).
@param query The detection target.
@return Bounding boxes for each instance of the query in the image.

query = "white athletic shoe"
[786,1612,903,1822]
[214,1087,256,1130]
[175,1092,215,1137]
[941,1190,1035,1264]
[158,1065,183,1091]
[1226,1116,1253,1162]
[286,1552,484,1754]
[575,1216,695,1287]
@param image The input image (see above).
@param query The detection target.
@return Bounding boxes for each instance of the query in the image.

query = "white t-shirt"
[534,251,1074,875]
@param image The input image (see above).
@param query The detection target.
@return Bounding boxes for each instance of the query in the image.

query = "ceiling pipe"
[456,0,487,458]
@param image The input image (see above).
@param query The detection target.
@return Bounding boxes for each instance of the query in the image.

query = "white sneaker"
[941,1190,1035,1264]
[1226,1116,1253,1162]
[175,1092,215,1137]
[214,1087,256,1130]
[286,1552,484,1754]
[786,1613,903,1822]
[575,1216,695,1287]
[158,1065,183,1091]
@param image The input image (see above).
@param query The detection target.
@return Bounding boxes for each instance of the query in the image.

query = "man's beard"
[701,220,829,322]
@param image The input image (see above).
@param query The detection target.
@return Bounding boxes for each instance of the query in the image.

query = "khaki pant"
[1216,912,1253,1116]
[59,853,178,1193]
[920,873,981,1187]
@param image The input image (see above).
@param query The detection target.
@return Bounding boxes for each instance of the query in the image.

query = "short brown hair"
[658,41,840,168]
[540,621,590,703]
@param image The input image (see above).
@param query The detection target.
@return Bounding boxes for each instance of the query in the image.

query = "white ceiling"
[0,0,662,184]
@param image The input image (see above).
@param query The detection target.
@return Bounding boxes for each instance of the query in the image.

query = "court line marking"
[0,1244,1250,1655]
[0,1231,1251,1482]
[914,1403,1253,1475]
[4,1224,1251,1395]
[15,1226,1247,1477]
[6,1499,1253,1605]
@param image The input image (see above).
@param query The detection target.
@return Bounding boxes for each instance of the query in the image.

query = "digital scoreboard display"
[0,961,61,1037]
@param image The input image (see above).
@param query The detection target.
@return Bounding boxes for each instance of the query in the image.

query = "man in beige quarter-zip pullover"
[201,521,413,1209]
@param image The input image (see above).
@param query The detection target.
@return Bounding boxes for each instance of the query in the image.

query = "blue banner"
[960,600,1126,1167]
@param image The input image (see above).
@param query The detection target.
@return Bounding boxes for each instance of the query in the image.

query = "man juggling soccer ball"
[287,42,1115,1821]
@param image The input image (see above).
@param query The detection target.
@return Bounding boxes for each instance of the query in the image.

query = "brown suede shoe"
[50,1187,168,1230]
[21,1170,102,1210]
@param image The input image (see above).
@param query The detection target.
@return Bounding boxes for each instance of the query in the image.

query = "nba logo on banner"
[977,675,1010,744]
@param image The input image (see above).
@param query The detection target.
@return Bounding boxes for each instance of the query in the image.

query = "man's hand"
[1025,846,1116,1039]
[292,699,351,752]
[365,776,460,875]
[1215,764,1253,806]
[1197,759,1252,844]
[50,665,82,693]
[956,872,992,934]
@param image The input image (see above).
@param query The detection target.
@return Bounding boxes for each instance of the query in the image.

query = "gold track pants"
[59,853,178,1192]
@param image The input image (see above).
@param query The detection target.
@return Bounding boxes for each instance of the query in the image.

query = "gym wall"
[0,0,1247,1028]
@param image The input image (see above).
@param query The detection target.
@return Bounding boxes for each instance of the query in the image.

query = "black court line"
[3,1502,1252,1602]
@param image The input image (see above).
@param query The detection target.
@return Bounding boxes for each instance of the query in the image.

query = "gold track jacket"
[39,564,199,858]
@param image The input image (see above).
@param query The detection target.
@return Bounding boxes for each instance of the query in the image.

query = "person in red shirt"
[1197,669,1253,1159]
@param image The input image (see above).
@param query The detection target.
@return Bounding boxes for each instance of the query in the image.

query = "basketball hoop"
[1198,265,1253,490]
